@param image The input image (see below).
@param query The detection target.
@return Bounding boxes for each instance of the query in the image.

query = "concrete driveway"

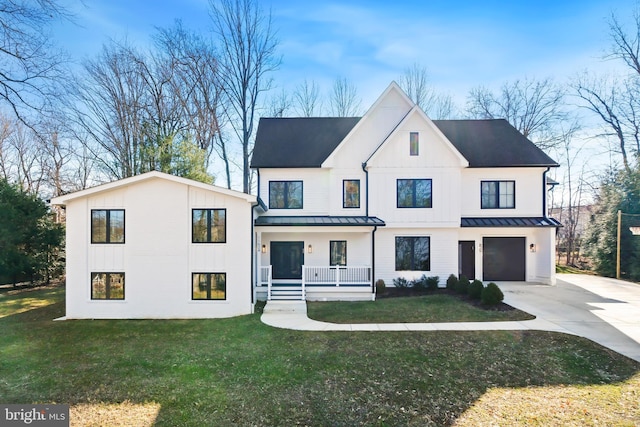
[500,273,640,363]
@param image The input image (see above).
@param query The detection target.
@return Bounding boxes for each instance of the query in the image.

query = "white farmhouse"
[54,82,561,317]
[51,172,257,319]
[252,82,560,302]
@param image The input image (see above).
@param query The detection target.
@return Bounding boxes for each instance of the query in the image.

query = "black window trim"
[90,272,125,300]
[91,209,125,244]
[191,272,227,301]
[395,236,431,271]
[342,179,361,209]
[269,180,304,209]
[481,180,516,209]
[192,208,227,243]
[396,178,432,208]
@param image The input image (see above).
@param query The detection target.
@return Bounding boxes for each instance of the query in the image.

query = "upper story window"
[481,180,515,209]
[269,181,303,209]
[343,179,360,208]
[410,132,419,156]
[192,209,226,243]
[91,209,125,243]
[397,179,432,208]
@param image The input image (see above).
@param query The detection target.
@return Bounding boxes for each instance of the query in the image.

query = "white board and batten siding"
[53,172,256,319]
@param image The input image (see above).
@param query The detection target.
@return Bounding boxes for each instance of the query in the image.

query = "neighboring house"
[252,82,560,302]
[51,171,257,319]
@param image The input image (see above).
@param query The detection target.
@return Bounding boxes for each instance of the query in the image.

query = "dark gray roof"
[432,119,559,167]
[251,117,558,168]
[461,217,562,227]
[255,216,385,227]
[251,117,360,168]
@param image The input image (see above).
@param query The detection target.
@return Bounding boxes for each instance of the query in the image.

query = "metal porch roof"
[461,217,562,227]
[255,216,386,227]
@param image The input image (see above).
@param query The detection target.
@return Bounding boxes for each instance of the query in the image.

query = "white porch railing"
[303,266,371,287]
[259,266,272,301]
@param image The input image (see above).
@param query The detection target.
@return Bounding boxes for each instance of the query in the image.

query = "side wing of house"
[52,171,256,319]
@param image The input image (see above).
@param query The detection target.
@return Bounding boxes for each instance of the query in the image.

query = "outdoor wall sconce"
[261,244,267,253]
[529,243,536,253]
[307,244,313,253]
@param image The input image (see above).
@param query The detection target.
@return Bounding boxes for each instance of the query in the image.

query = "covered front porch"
[254,215,384,301]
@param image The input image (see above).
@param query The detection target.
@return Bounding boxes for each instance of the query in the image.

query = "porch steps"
[269,285,304,301]
[263,300,307,314]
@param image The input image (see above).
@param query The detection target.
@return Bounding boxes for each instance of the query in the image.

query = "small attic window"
[410,132,419,156]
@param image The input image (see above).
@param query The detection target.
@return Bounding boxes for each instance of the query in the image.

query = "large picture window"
[330,240,347,266]
[192,209,226,243]
[481,181,515,209]
[91,209,125,243]
[397,179,432,208]
[395,237,430,271]
[192,273,226,300]
[269,181,303,209]
[91,272,125,300]
[343,180,360,208]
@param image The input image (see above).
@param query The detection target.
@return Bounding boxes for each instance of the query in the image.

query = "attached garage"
[482,237,525,281]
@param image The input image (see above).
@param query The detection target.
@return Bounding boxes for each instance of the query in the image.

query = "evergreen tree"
[0,180,63,285]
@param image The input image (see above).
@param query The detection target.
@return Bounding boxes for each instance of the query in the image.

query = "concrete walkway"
[261,273,640,363]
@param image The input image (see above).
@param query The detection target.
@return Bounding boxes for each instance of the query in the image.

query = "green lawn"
[307,293,535,323]
[1,285,639,426]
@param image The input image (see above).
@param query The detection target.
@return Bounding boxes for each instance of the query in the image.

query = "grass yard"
[1,285,639,426]
[307,293,535,323]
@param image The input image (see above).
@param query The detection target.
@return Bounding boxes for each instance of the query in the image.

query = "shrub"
[412,275,427,291]
[375,279,386,295]
[481,282,504,305]
[393,277,410,288]
[425,275,439,291]
[446,274,458,290]
[468,279,484,300]
[456,275,470,294]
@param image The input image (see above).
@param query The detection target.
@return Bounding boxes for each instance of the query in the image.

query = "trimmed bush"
[468,279,484,300]
[481,282,504,305]
[393,277,410,288]
[413,275,427,291]
[425,275,439,291]
[446,274,458,291]
[456,275,470,294]
[375,279,386,295]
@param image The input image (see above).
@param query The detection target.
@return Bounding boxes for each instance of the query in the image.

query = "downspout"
[361,162,369,216]
[371,225,377,298]
[542,167,550,217]
[251,204,255,306]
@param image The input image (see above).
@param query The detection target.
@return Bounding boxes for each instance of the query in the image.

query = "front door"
[459,241,475,279]
[271,241,304,280]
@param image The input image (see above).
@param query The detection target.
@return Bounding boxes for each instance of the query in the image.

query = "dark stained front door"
[458,241,475,280]
[271,241,304,280]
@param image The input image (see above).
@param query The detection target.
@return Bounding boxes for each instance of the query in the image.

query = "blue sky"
[56,0,637,109]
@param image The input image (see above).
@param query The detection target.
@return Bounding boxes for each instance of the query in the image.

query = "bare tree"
[329,77,361,117]
[398,64,456,119]
[266,88,291,117]
[466,77,566,149]
[293,79,321,117]
[209,0,280,194]
[0,0,70,127]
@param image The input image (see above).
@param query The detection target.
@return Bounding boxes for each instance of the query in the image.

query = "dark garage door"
[483,237,525,281]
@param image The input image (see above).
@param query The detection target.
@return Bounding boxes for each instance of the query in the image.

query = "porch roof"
[461,217,562,228]
[255,215,385,227]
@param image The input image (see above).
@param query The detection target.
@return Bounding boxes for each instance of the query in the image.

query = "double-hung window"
[192,273,226,300]
[395,237,430,271]
[343,180,360,208]
[91,210,125,243]
[397,179,432,208]
[269,181,303,209]
[481,180,515,209]
[192,209,226,243]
